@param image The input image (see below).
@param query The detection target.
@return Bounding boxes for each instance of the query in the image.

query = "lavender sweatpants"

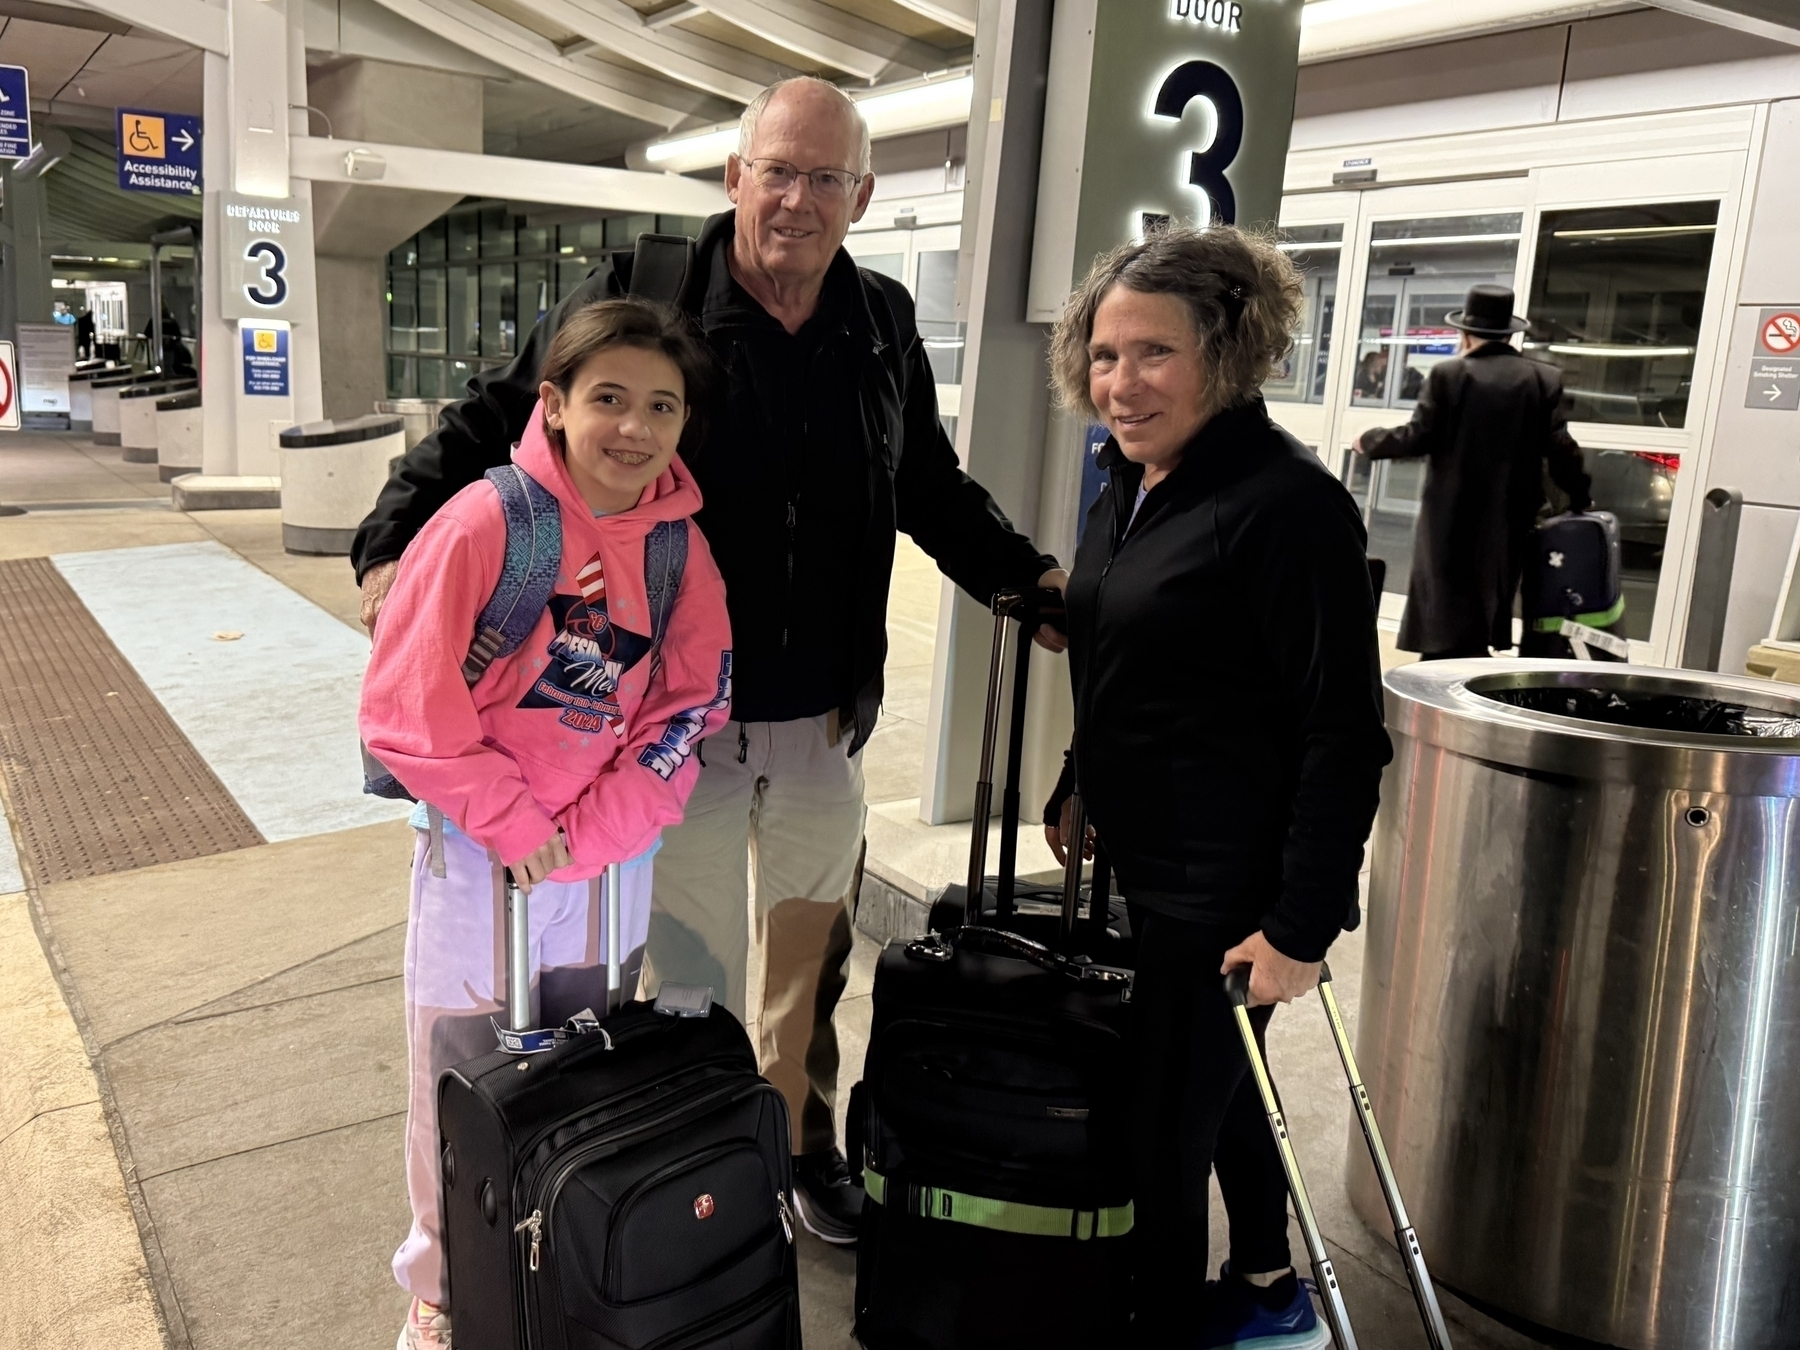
[392,824,654,1306]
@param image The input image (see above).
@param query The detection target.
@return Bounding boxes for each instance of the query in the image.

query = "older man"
[352,76,1064,1243]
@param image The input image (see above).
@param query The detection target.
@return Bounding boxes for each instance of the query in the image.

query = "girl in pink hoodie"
[360,299,732,1348]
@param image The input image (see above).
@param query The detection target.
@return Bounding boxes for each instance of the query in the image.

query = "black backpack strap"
[628,234,695,305]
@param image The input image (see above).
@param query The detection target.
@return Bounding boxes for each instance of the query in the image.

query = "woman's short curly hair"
[1050,225,1303,424]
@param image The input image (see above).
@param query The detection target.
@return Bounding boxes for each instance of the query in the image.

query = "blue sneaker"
[1194,1266,1330,1350]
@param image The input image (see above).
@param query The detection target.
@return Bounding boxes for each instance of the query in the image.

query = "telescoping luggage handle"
[1224,967,1359,1350]
[1318,963,1454,1350]
[495,861,625,1055]
[966,588,1066,926]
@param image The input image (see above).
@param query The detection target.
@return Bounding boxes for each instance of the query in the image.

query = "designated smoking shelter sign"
[118,108,202,196]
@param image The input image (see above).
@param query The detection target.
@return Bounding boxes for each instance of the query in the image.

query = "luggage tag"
[492,1007,614,1055]
[653,982,714,1018]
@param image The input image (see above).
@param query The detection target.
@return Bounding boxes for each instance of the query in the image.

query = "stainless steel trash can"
[1357,660,1800,1350]
[374,398,453,452]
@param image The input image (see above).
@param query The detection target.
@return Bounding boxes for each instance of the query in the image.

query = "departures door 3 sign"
[1028,0,1306,320]
[219,193,308,322]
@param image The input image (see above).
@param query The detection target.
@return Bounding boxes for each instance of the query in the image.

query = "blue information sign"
[242,325,290,397]
[118,108,202,196]
[0,66,31,161]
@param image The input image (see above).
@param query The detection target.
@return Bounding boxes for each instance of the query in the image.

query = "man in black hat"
[1355,283,1591,660]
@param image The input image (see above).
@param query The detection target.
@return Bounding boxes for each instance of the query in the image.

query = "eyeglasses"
[743,158,864,201]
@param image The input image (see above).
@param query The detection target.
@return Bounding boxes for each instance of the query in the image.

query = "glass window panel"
[417,219,447,264]
[1365,458,1426,595]
[1265,224,1342,404]
[517,223,550,257]
[858,252,905,283]
[1352,213,1521,411]
[1585,448,1678,640]
[557,258,590,301]
[518,261,550,332]
[417,358,446,398]
[915,250,958,322]
[480,263,516,358]
[481,205,514,257]
[416,270,446,353]
[387,355,415,399]
[447,209,479,260]
[447,266,477,355]
[389,237,419,268]
[388,269,417,353]
[1522,202,1719,429]
[603,214,656,250]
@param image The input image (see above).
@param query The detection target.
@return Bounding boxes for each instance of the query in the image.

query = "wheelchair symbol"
[124,116,163,157]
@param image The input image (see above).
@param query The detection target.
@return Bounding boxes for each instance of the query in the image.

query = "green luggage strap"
[1533,595,1625,633]
[863,1167,1133,1240]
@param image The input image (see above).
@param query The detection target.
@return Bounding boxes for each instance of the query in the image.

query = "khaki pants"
[640,714,866,1153]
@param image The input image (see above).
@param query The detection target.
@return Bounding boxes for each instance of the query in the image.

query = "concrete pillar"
[920,0,1060,826]
[308,58,483,419]
[198,0,324,482]
[0,158,54,344]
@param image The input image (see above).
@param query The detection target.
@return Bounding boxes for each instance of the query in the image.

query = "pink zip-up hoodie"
[359,404,732,877]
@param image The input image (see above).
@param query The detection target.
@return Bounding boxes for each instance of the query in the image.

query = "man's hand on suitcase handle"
[1033,569,1069,653]
[1222,932,1321,1008]
[510,830,573,893]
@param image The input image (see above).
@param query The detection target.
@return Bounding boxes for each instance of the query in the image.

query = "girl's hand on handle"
[1221,931,1321,1008]
[511,830,572,893]
[1044,797,1095,868]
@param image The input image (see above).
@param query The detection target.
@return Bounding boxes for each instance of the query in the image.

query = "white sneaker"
[397,1298,452,1350]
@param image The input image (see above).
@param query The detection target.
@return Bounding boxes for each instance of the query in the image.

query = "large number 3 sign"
[1154,61,1244,226]
[244,240,289,307]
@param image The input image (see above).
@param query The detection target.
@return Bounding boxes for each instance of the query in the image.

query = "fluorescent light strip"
[1541,343,1695,358]
[1278,240,1343,251]
[1369,233,1522,248]
[640,72,974,175]
[1551,225,1717,239]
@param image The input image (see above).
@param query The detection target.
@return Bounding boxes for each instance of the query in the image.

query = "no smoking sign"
[1763,310,1800,355]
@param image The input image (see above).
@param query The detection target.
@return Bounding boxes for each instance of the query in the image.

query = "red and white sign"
[1763,311,1800,356]
[0,340,18,431]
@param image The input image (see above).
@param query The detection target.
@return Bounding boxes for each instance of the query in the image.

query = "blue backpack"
[362,464,687,800]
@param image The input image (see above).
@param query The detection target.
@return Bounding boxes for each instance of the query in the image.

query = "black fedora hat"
[1445,283,1528,336]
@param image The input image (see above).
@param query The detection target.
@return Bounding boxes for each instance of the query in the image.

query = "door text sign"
[219,194,308,321]
[1027,0,1305,320]
[117,108,203,196]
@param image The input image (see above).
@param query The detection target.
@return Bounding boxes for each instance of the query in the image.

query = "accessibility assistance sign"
[0,66,31,160]
[242,325,290,398]
[118,108,202,196]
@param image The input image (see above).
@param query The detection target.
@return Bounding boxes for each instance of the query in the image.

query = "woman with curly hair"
[1044,226,1392,1348]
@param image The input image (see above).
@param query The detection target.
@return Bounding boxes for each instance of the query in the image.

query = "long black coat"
[1362,342,1591,655]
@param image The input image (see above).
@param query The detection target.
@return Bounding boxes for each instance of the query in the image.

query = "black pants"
[1129,907,1292,1338]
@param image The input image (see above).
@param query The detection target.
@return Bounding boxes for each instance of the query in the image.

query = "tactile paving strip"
[0,557,264,884]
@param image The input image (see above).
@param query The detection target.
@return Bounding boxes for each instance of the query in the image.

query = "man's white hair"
[737,76,872,176]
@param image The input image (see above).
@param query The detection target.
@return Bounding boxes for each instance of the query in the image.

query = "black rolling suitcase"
[852,591,1135,1349]
[925,588,1132,966]
[438,863,800,1350]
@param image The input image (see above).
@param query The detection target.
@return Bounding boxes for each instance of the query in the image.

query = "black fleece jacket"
[1057,402,1392,960]
[353,211,1054,749]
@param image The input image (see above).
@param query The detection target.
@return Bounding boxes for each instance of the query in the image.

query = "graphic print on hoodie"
[518,553,651,735]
